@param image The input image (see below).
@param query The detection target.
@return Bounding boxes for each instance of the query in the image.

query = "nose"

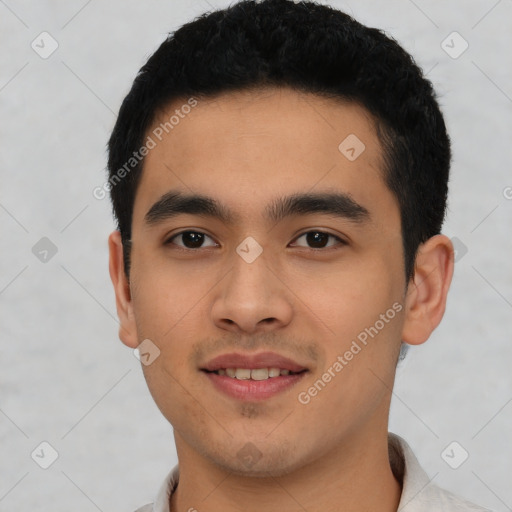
[211,249,293,335]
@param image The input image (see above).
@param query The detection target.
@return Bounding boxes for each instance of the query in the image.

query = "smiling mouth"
[202,368,307,401]
[204,367,306,380]
[200,351,309,400]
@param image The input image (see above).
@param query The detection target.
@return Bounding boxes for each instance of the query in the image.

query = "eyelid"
[164,228,347,251]
[165,229,218,248]
[289,230,347,249]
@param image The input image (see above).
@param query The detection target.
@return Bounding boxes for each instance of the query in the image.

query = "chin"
[205,443,308,478]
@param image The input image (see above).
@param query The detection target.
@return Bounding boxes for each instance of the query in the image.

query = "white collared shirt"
[134,433,491,512]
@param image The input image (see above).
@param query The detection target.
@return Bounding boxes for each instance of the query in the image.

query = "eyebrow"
[144,190,370,226]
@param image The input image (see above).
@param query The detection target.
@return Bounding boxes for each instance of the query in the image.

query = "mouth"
[205,367,304,379]
[200,352,308,401]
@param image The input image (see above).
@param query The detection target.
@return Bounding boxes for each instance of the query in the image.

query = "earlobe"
[108,230,139,348]
[401,234,454,346]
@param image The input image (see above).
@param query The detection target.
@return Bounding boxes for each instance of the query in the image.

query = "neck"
[170,428,401,512]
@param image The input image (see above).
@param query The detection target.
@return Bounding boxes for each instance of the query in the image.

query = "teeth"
[251,368,269,381]
[268,367,281,377]
[235,368,251,380]
[215,367,298,380]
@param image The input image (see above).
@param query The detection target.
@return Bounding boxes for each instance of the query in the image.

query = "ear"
[108,230,139,348]
[401,234,454,345]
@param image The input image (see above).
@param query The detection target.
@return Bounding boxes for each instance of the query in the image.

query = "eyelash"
[164,230,346,252]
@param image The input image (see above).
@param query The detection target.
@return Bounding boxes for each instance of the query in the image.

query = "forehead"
[133,87,393,225]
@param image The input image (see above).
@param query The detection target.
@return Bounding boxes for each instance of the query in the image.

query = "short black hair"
[107,0,451,280]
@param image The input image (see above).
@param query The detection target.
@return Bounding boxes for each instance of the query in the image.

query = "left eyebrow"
[144,190,370,226]
[266,191,370,224]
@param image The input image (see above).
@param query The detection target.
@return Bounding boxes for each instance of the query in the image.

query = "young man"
[107,1,490,510]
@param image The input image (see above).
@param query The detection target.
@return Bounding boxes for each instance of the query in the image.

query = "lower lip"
[203,371,306,401]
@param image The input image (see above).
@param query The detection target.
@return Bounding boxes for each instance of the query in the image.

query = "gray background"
[1,0,511,510]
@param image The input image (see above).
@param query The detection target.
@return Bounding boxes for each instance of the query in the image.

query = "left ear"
[401,234,454,345]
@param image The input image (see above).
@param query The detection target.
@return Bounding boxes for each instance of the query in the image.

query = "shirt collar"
[149,433,433,512]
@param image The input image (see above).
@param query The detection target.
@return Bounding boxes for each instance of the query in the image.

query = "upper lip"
[201,351,308,373]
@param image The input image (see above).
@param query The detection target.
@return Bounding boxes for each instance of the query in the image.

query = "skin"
[109,87,454,512]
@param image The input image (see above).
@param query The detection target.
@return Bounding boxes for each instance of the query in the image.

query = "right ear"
[108,230,139,348]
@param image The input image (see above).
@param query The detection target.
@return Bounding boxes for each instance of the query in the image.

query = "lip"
[203,371,307,401]
[200,351,308,402]
[201,351,307,373]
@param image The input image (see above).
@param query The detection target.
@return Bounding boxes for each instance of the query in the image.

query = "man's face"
[125,88,408,476]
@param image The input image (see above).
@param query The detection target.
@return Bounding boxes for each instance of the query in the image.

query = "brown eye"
[167,231,217,249]
[291,231,344,249]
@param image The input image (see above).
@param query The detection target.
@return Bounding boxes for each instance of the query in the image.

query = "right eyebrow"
[144,190,238,226]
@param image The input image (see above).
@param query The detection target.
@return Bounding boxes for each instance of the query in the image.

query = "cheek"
[303,259,404,403]
[130,278,201,411]
[306,260,401,343]
[142,359,212,442]
[130,251,212,339]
